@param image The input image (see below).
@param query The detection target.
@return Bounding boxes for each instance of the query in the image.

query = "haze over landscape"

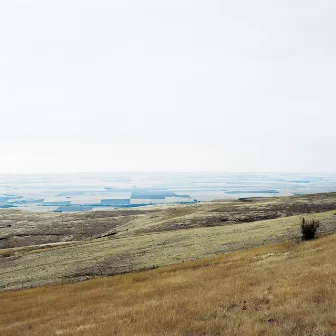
[1,1,336,173]
[1,173,336,212]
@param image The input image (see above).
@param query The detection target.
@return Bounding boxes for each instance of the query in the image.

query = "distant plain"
[1,173,336,212]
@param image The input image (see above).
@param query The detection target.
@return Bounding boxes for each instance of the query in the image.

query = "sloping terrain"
[0,234,335,336]
[1,193,336,249]
[0,207,335,290]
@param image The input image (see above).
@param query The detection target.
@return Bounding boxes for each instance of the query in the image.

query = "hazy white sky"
[1,0,335,173]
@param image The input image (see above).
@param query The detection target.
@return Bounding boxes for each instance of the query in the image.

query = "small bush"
[300,218,320,241]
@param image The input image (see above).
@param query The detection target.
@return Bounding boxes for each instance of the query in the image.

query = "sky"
[1,0,336,173]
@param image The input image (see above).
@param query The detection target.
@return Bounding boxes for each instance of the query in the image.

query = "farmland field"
[1,172,336,212]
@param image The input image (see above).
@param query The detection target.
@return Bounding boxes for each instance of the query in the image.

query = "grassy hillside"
[0,209,335,291]
[1,193,336,249]
[1,234,335,336]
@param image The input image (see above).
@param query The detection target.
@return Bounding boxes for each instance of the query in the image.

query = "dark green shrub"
[300,218,320,241]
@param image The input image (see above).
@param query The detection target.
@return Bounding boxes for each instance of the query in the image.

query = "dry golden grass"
[1,235,335,336]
